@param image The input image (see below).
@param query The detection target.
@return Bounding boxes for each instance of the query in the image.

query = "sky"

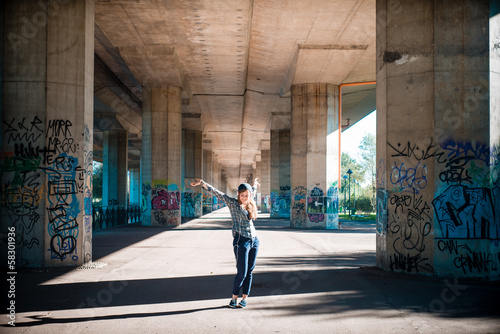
[341,109,376,159]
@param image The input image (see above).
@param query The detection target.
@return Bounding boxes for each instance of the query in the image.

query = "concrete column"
[129,166,141,205]
[247,172,254,185]
[376,0,497,278]
[202,149,213,214]
[260,148,271,213]
[183,130,203,217]
[221,175,227,195]
[291,83,340,229]
[492,4,500,200]
[270,131,280,217]
[255,160,262,208]
[141,86,182,226]
[102,130,128,207]
[1,0,94,267]
[279,130,291,218]
[271,130,291,218]
[213,159,220,210]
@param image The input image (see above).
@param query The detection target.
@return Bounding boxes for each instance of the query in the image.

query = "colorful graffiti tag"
[1,116,89,265]
[383,138,500,276]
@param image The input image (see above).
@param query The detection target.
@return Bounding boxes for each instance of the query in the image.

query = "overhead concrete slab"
[94,0,377,187]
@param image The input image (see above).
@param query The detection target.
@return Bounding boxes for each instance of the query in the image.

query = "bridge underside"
[1,0,499,281]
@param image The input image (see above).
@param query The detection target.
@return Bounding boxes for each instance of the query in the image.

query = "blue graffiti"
[432,185,499,239]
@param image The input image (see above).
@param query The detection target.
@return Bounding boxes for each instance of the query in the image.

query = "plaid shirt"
[204,182,257,239]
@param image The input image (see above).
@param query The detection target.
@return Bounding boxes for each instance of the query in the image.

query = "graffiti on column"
[307,187,325,223]
[1,155,43,260]
[376,188,388,235]
[389,160,428,194]
[182,191,202,217]
[270,191,279,217]
[387,187,433,273]
[81,125,93,263]
[141,181,151,225]
[151,180,180,225]
[278,185,291,218]
[261,194,270,213]
[44,119,83,261]
[152,189,180,210]
[213,195,219,211]
[326,186,339,229]
[291,186,307,227]
[2,117,45,265]
[433,185,497,239]
[385,140,442,273]
[385,138,500,275]
[493,144,500,186]
[1,116,86,263]
[83,149,93,216]
[203,192,212,214]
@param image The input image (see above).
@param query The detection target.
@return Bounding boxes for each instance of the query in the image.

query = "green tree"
[92,161,103,204]
[358,133,376,211]
[340,152,363,213]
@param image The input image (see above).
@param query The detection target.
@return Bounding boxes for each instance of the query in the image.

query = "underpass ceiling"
[94,0,376,191]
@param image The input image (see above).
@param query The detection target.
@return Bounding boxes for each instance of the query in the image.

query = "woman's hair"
[238,190,258,220]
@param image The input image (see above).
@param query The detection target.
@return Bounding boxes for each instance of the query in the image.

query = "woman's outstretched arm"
[190,178,231,207]
[190,178,207,189]
[251,178,260,199]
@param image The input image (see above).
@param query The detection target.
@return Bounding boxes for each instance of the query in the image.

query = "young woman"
[190,178,260,308]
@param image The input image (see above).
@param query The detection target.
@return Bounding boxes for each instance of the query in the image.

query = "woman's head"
[238,183,257,220]
[238,189,250,204]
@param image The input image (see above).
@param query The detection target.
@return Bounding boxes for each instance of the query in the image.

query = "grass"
[339,213,376,221]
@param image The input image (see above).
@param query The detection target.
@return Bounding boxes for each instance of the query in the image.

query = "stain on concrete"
[383,51,402,63]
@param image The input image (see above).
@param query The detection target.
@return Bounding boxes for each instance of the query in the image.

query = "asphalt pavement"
[2,208,500,334]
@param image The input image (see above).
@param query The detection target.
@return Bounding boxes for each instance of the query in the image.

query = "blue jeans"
[232,233,260,296]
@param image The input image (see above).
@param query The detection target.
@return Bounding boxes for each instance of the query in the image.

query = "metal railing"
[92,204,142,230]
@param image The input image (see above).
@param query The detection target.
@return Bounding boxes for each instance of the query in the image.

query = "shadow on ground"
[10,250,500,328]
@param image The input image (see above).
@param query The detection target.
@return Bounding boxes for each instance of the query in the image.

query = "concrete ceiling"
[93,0,376,191]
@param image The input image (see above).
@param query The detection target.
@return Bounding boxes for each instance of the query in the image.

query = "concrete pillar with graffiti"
[212,158,221,210]
[141,86,182,226]
[182,130,203,218]
[270,129,291,218]
[290,84,340,229]
[0,0,94,267]
[202,148,213,214]
[376,0,499,278]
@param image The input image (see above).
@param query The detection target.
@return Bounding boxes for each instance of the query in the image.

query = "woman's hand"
[253,178,260,188]
[190,178,204,187]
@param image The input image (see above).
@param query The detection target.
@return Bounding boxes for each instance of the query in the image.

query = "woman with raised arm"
[190,177,260,308]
